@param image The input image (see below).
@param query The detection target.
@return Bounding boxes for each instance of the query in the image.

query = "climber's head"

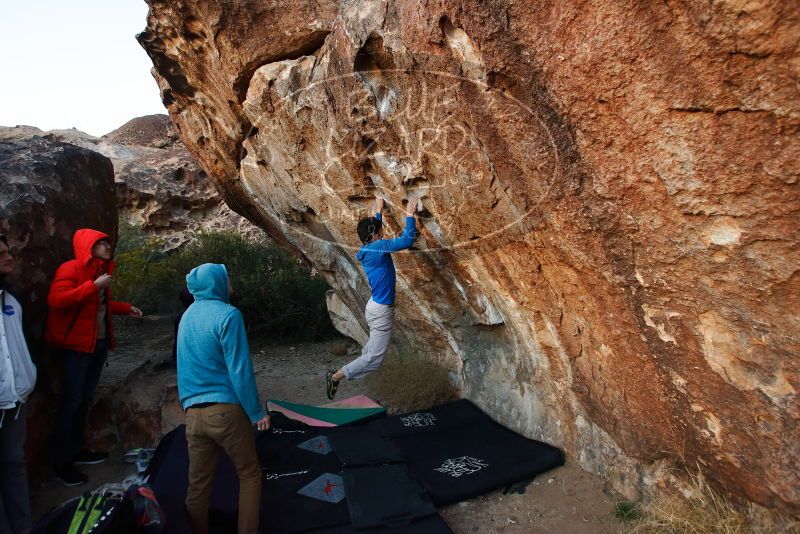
[357,216,383,244]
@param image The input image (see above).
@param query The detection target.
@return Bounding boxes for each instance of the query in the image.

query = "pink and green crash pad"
[267,396,385,427]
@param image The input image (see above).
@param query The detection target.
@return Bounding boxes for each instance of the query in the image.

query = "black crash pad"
[342,464,436,529]
[376,400,565,505]
[327,428,405,467]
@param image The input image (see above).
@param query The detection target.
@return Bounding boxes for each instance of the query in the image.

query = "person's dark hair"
[179,286,194,308]
[357,217,382,244]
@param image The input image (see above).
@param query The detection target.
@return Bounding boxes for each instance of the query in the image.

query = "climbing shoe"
[326,370,340,400]
[54,463,88,487]
[73,449,109,465]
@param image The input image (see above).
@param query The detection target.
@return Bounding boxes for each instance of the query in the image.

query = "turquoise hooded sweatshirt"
[177,263,265,422]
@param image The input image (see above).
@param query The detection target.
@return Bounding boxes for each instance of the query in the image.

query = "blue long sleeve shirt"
[356,213,417,305]
[177,263,265,423]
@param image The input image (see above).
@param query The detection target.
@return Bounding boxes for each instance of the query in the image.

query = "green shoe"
[326,370,339,400]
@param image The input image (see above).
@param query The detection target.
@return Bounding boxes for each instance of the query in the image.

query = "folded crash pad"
[268,397,385,427]
[322,395,382,409]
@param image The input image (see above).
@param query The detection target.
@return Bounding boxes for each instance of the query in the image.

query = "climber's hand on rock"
[129,306,143,318]
[373,196,384,213]
[406,194,421,216]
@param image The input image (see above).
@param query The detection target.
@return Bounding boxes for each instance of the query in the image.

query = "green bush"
[113,223,335,340]
[113,224,172,313]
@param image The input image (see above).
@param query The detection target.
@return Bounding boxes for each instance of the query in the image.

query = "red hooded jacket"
[45,229,132,352]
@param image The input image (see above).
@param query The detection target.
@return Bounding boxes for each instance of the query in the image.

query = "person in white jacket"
[0,234,37,534]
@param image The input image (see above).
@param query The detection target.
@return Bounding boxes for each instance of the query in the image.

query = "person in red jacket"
[46,228,142,486]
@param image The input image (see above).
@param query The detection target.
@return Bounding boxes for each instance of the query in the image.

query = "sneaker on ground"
[53,464,88,487]
[73,449,109,465]
[325,370,340,400]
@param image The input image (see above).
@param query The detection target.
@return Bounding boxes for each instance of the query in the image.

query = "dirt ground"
[30,316,623,533]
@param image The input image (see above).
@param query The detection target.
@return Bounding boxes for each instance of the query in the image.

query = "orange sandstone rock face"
[139,0,800,511]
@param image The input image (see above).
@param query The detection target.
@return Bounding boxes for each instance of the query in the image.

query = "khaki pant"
[185,403,261,534]
[342,298,395,380]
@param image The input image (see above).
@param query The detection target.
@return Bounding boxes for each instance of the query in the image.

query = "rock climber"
[326,194,421,399]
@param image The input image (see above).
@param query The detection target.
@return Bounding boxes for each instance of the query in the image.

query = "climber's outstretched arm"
[372,194,420,253]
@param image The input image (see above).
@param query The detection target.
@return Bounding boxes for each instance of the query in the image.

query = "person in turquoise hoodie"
[177,263,269,534]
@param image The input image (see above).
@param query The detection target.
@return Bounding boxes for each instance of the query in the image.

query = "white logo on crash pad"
[401,412,437,427]
[263,469,310,481]
[434,456,488,477]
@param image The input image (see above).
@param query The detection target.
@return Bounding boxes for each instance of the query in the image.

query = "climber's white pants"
[342,298,394,380]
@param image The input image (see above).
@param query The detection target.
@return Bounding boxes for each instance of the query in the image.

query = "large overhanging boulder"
[138,0,800,511]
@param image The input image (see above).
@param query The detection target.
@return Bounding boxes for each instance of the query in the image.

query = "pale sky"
[0,0,167,137]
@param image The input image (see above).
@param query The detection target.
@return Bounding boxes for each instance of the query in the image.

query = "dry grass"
[622,471,799,534]
[366,352,458,414]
